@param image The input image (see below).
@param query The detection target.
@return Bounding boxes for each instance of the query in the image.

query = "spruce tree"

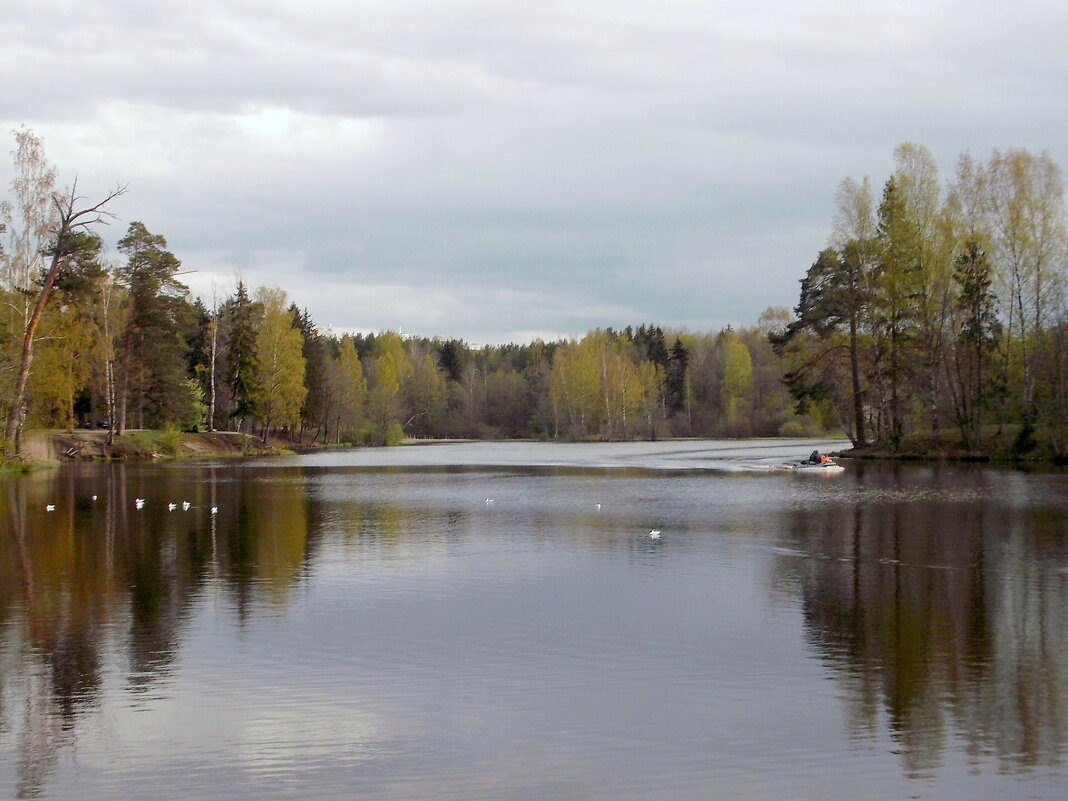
[290,304,327,441]
[224,281,259,431]
[666,337,689,413]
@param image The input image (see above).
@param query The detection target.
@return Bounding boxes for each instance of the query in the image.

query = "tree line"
[5,131,1067,458]
[1,129,814,455]
[773,143,1068,457]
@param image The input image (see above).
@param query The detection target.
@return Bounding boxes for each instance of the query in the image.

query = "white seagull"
[91,495,97,501]
[648,529,662,540]
[182,501,191,511]
[210,506,218,515]
[45,504,55,512]
[168,503,177,511]
[135,498,145,509]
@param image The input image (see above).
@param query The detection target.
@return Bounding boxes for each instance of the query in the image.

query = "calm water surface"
[2,440,1067,800]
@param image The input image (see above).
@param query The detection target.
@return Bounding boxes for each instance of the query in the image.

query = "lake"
[2,440,1067,800]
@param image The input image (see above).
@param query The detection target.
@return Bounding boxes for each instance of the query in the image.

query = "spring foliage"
[774,143,1068,456]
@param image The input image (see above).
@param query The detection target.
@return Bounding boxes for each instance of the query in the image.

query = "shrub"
[778,417,822,438]
[384,422,405,446]
[159,428,182,455]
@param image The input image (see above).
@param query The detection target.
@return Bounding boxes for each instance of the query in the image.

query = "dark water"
[2,442,1067,800]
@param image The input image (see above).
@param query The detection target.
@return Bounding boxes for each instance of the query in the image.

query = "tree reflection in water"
[775,464,1068,776]
[1,462,314,796]
[1,460,1066,798]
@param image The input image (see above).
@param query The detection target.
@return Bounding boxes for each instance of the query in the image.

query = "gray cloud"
[3,1,1066,342]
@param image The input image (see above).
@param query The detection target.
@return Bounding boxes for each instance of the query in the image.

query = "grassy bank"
[8,429,298,464]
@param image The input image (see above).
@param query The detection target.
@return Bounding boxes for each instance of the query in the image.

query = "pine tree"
[116,222,197,430]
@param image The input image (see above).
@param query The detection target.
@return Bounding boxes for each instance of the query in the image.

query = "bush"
[1012,414,1037,457]
[778,417,821,438]
[159,427,182,455]
[384,422,405,446]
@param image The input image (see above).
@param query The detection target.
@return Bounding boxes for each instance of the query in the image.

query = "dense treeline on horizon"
[4,131,1067,458]
[773,143,1068,457]
[1,129,818,454]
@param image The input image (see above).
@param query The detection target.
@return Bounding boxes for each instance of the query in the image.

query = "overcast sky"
[3,0,1066,344]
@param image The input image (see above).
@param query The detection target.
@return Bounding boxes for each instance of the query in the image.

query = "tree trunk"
[849,313,867,447]
[5,247,65,451]
[208,313,217,432]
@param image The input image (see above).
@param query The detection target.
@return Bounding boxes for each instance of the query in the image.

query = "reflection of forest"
[778,466,1068,776]
[0,464,317,798]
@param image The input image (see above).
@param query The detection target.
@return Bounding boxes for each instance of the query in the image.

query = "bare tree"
[4,167,126,453]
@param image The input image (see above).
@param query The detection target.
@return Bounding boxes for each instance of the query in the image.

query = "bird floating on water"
[210,506,218,515]
[182,501,191,511]
[45,504,55,512]
[648,529,662,540]
[168,503,177,511]
[135,498,145,509]
[596,503,601,511]
[91,495,97,502]
[485,498,495,505]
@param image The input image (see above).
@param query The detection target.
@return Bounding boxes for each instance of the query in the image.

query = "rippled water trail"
[2,440,1067,799]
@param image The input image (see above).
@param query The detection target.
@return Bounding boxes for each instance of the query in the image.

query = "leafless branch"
[51,182,128,230]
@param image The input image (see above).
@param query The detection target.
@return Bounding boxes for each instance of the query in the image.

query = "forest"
[774,143,1068,458]
[2,131,1066,459]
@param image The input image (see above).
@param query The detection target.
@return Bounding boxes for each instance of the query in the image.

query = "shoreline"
[5,431,1065,470]
[11,429,301,465]
[838,445,1068,467]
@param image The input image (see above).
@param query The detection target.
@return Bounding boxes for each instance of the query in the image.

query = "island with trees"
[2,132,1066,464]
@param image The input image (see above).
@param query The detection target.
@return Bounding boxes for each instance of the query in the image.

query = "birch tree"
[336,335,366,440]
[2,129,125,452]
[251,287,306,442]
[985,149,1067,428]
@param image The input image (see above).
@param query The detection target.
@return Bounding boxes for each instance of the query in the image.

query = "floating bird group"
[40,497,217,513]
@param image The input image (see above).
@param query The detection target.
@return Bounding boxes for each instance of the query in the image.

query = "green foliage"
[224,280,260,425]
[158,427,182,455]
[1012,414,1038,457]
[777,143,1068,457]
[251,287,306,439]
[779,418,820,438]
[117,221,198,429]
[721,332,753,426]
[385,422,405,446]
[291,303,328,437]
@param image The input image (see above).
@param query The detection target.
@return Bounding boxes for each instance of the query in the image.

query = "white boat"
[792,459,845,473]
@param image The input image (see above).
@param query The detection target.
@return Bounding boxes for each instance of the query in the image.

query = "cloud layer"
[3,1,1066,342]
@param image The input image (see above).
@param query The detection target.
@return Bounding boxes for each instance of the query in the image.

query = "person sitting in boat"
[808,450,820,464]
[820,453,831,464]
